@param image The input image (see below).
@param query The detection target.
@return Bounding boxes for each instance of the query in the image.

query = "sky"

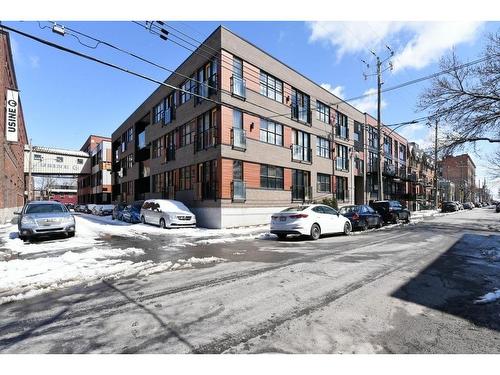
[3,19,499,197]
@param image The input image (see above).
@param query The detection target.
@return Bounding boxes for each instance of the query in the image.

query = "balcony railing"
[163,106,176,125]
[231,180,246,202]
[292,185,312,202]
[195,128,217,151]
[291,105,311,124]
[384,164,396,176]
[292,144,312,163]
[230,75,246,99]
[231,128,246,150]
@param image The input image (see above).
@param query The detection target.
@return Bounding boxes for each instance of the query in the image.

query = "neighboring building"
[77,135,112,204]
[407,142,436,210]
[0,30,28,223]
[439,154,476,203]
[110,26,420,228]
[438,179,456,203]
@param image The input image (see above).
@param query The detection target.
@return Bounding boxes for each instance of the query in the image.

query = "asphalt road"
[0,207,499,353]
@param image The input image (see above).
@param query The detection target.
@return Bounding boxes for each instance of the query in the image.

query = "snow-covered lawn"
[0,214,266,304]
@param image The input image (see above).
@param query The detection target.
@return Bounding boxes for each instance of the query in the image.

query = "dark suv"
[369,200,411,224]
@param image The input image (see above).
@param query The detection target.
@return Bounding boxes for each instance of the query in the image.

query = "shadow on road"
[391,233,500,332]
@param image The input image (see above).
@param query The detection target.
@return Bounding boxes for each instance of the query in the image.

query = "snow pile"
[474,289,500,304]
[178,256,227,264]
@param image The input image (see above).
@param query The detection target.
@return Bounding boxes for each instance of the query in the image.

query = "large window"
[384,136,393,156]
[153,100,164,124]
[316,101,330,123]
[336,111,349,139]
[368,151,378,172]
[259,119,283,146]
[196,108,218,151]
[368,126,378,148]
[316,137,330,158]
[179,166,192,190]
[335,176,348,201]
[180,76,195,104]
[399,144,406,162]
[292,130,311,162]
[152,173,165,193]
[291,88,311,124]
[180,122,194,147]
[354,121,362,143]
[336,144,349,171]
[260,165,284,190]
[195,59,217,104]
[152,137,164,159]
[259,71,283,103]
[317,173,331,193]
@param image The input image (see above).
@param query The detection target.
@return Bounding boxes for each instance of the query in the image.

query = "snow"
[474,289,500,304]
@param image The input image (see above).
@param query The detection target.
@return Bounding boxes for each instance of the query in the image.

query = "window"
[180,77,195,104]
[56,156,63,163]
[164,92,176,124]
[316,101,330,123]
[153,100,164,124]
[137,131,146,149]
[368,126,378,148]
[399,144,406,162]
[354,121,362,143]
[152,173,165,193]
[260,165,284,190]
[152,137,164,159]
[126,154,134,168]
[196,108,218,151]
[336,144,349,171]
[195,59,217,104]
[233,109,243,129]
[316,137,330,158]
[384,136,393,156]
[317,173,331,192]
[355,157,364,173]
[292,130,311,162]
[259,71,283,103]
[34,154,42,161]
[259,119,283,146]
[179,166,192,190]
[368,151,378,172]
[336,111,349,139]
[291,88,311,124]
[180,122,194,147]
[77,158,83,164]
[233,56,243,78]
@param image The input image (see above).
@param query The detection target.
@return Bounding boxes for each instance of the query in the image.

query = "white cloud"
[350,88,387,115]
[320,83,345,98]
[307,21,483,71]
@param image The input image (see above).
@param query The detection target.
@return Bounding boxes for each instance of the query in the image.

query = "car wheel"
[310,223,321,240]
[277,233,287,240]
[160,218,166,229]
[141,216,146,224]
[359,220,368,231]
[343,221,352,235]
[68,232,75,238]
[19,234,25,241]
[405,214,411,223]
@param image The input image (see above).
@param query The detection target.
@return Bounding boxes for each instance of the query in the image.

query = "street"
[0,207,499,353]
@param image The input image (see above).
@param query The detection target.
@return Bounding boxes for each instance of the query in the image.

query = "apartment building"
[78,135,112,204]
[0,30,28,224]
[439,154,476,202]
[111,26,419,228]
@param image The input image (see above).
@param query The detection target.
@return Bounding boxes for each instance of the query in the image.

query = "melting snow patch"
[177,256,227,265]
[474,289,500,304]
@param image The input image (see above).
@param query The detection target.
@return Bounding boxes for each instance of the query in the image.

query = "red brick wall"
[220,158,233,199]
[284,168,291,191]
[221,105,232,145]
[244,161,260,189]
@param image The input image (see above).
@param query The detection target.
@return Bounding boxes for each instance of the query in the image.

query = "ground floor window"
[336,176,347,201]
[317,173,331,193]
[260,165,284,190]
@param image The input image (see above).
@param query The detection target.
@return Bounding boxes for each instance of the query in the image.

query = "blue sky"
[4,20,499,194]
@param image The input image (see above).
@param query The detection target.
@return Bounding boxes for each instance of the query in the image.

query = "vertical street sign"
[5,89,19,143]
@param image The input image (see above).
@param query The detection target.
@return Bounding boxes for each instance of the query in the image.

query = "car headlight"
[21,216,35,225]
[63,216,75,224]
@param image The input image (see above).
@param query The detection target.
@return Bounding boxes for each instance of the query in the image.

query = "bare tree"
[488,148,500,179]
[418,32,500,154]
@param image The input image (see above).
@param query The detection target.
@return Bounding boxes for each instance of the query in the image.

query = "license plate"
[280,217,286,222]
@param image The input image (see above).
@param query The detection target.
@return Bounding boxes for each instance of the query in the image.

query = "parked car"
[463,202,473,210]
[496,203,500,213]
[270,204,352,240]
[339,205,382,231]
[442,201,459,213]
[112,202,128,220]
[122,200,144,223]
[369,200,411,224]
[91,205,102,215]
[97,204,114,216]
[16,200,75,241]
[85,204,97,214]
[65,203,74,210]
[454,202,464,210]
[140,199,196,228]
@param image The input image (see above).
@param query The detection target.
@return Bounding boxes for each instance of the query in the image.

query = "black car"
[339,205,382,231]
[496,203,500,213]
[369,200,411,224]
[441,201,458,213]
[112,202,128,220]
[463,202,473,210]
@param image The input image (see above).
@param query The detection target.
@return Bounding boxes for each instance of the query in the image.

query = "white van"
[140,199,196,228]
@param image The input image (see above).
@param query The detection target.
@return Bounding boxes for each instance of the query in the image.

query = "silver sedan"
[17,201,76,241]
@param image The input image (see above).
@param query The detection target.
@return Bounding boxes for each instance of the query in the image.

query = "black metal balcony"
[231,128,246,150]
[230,75,246,99]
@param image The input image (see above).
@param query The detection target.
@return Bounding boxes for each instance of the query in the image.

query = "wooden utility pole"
[434,120,439,209]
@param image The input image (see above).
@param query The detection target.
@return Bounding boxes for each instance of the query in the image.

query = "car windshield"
[340,206,360,214]
[26,203,66,214]
[282,206,309,212]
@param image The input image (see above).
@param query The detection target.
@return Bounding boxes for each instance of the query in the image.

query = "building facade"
[111,26,429,228]
[439,154,476,203]
[0,30,28,224]
[78,135,112,204]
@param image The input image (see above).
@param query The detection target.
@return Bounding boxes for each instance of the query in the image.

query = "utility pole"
[362,47,394,201]
[434,119,438,210]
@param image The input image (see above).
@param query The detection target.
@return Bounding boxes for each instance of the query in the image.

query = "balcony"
[230,75,246,99]
[292,144,312,163]
[231,180,246,202]
[292,185,312,202]
[195,128,217,152]
[383,164,396,176]
[231,128,246,150]
[291,105,311,124]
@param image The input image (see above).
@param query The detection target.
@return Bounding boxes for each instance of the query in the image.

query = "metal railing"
[292,144,312,163]
[230,75,246,99]
[292,185,312,202]
[232,180,246,201]
[231,128,246,150]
